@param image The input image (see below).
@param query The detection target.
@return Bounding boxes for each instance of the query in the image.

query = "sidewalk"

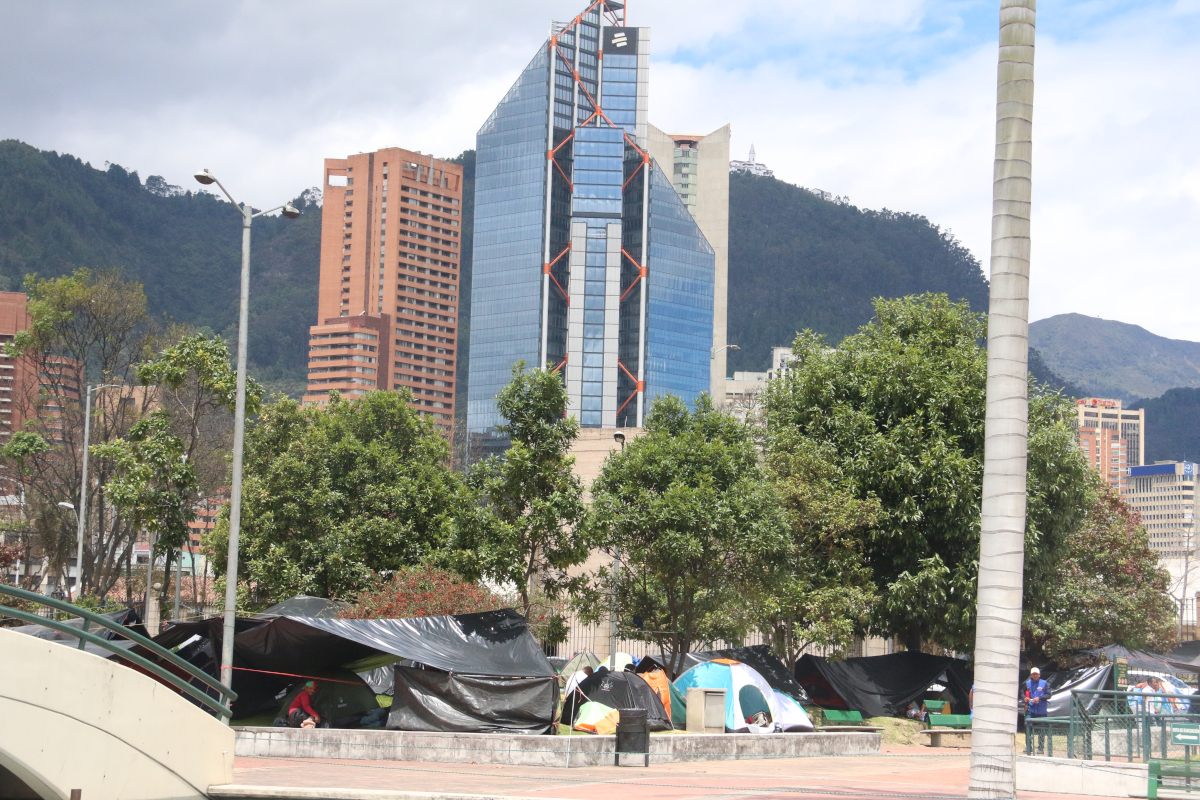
[210,746,1098,800]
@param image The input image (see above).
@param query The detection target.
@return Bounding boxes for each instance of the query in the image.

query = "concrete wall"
[234,727,879,768]
[0,628,234,800]
[1014,755,1147,797]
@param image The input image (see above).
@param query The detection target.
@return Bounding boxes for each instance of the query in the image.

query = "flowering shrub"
[339,566,507,620]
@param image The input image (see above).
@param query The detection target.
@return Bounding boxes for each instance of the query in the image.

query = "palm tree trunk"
[969,2,1036,798]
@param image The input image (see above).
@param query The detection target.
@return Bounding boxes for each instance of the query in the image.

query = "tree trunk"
[902,623,923,654]
[969,2,1036,797]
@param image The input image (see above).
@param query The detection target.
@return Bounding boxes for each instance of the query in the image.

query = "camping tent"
[642,646,808,703]
[675,659,813,733]
[273,669,381,728]
[795,651,972,719]
[561,667,673,732]
[148,607,556,731]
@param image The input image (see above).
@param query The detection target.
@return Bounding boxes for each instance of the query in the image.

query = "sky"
[1,0,1197,339]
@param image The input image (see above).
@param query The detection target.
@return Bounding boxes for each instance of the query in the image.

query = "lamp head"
[57,501,74,511]
[729,344,741,351]
[613,431,625,445]
[281,203,300,219]
[193,169,216,186]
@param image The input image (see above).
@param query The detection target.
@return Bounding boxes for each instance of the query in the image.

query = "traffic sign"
[1172,723,1200,746]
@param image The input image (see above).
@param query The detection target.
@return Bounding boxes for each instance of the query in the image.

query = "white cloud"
[1,0,1196,340]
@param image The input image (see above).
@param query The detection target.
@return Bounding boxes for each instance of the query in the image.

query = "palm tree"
[969,2,1036,797]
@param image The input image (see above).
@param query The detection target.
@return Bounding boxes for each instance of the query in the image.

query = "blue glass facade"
[467,48,549,436]
[645,164,714,412]
[467,6,715,441]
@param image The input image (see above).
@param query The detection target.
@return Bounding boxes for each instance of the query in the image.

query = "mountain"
[725,172,990,373]
[0,139,320,397]
[1029,314,1200,403]
[1129,389,1200,464]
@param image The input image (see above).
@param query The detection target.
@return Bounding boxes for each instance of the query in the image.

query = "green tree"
[463,362,587,620]
[1022,486,1176,663]
[765,294,1093,651]
[205,390,472,602]
[583,395,790,675]
[754,430,881,664]
[2,268,153,598]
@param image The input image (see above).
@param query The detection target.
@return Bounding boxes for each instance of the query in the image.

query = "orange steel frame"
[545,0,649,416]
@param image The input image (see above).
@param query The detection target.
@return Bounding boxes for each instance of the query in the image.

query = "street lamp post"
[194,168,299,717]
[609,431,626,663]
[711,344,739,361]
[61,383,119,601]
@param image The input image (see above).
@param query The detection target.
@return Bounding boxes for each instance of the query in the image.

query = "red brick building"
[302,148,462,434]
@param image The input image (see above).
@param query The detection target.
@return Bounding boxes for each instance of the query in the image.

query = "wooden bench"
[1150,760,1200,799]
[928,713,971,729]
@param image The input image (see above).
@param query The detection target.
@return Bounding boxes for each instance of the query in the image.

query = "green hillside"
[0,139,320,397]
[1129,388,1200,464]
[1029,314,1200,402]
[726,172,990,373]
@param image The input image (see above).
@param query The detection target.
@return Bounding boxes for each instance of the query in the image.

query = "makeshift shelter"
[273,669,381,728]
[561,667,672,732]
[795,652,972,719]
[149,608,556,731]
[676,659,813,732]
[1023,664,1112,717]
[1088,645,1182,675]
[11,606,146,659]
[642,646,808,703]
[601,652,635,672]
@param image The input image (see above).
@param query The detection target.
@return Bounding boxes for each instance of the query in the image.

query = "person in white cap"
[1024,667,1049,754]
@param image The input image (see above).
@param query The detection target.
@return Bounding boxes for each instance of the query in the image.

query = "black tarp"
[1028,664,1112,717]
[273,669,380,727]
[561,667,673,732]
[387,666,556,734]
[147,609,553,718]
[796,651,973,719]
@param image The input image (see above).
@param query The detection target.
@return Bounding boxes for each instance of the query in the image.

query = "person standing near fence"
[1024,667,1049,754]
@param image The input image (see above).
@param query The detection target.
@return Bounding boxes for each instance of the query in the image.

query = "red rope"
[225,666,365,686]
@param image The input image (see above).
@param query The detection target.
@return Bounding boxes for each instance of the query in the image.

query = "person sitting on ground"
[904,701,928,722]
[287,681,321,728]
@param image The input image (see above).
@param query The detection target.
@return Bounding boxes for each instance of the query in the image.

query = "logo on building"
[603,26,638,54]
[611,32,628,47]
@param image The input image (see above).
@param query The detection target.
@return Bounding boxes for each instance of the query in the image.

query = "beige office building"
[647,124,730,400]
[1127,462,1197,557]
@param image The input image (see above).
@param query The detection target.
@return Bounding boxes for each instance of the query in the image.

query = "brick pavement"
[211,746,1099,800]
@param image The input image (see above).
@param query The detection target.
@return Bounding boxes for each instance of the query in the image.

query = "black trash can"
[615,708,649,767]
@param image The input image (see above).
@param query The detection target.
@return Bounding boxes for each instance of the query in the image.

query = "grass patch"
[865,716,925,746]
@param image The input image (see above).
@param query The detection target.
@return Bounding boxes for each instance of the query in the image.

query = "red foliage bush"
[339,566,507,620]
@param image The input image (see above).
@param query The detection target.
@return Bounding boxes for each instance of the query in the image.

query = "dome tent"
[561,667,673,731]
[675,659,813,733]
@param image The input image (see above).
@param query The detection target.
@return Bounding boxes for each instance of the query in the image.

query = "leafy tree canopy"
[205,390,474,602]
[583,394,790,675]
[765,294,1094,651]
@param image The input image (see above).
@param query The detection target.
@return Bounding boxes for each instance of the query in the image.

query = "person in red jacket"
[287,681,320,728]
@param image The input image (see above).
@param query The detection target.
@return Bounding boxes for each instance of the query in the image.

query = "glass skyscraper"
[467,3,715,445]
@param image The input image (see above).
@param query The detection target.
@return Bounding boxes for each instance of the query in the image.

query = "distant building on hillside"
[301,147,464,435]
[724,347,793,422]
[1075,397,1144,494]
[729,144,774,178]
[1127,462,1197,557]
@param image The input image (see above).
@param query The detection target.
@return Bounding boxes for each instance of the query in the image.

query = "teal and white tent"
[674,658,813,733]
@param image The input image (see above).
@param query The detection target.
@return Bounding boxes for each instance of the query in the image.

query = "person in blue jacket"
[1024,667,1049,754]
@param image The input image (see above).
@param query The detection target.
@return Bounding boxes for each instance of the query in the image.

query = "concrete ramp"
[0,627,233,800]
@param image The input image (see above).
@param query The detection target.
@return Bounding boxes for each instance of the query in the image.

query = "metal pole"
[219,202,253,715]
[1182,537,1191,642]
[174,552,182,621]
[72,386,93,601]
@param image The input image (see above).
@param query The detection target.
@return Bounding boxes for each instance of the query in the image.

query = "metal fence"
[1027,689,1200,762]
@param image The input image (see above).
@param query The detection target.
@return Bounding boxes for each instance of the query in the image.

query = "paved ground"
[215,746,1097,800]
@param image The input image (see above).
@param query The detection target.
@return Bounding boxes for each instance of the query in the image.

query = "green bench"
[1150,760,1200,799]
[928,714,971,729]
[821,710,864,725]
[924,700,950,715]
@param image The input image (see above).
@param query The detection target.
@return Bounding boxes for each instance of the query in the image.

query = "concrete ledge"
[233,727,880,768]
[1015,755,1148,797]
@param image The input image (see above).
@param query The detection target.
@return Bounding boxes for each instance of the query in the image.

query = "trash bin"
[615,708,649,767]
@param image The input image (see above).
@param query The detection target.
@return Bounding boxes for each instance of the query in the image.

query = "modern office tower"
[1127,462,1197,557]
[466,3,718,447]
[1074,397,1145,493]
[647,125,730,399]
[302,148,463,432]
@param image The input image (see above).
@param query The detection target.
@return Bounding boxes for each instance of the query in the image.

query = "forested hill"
[726,172,990,374]
[0,139,322,396]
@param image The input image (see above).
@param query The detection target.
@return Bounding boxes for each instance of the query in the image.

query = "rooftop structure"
[729,144,774,177]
